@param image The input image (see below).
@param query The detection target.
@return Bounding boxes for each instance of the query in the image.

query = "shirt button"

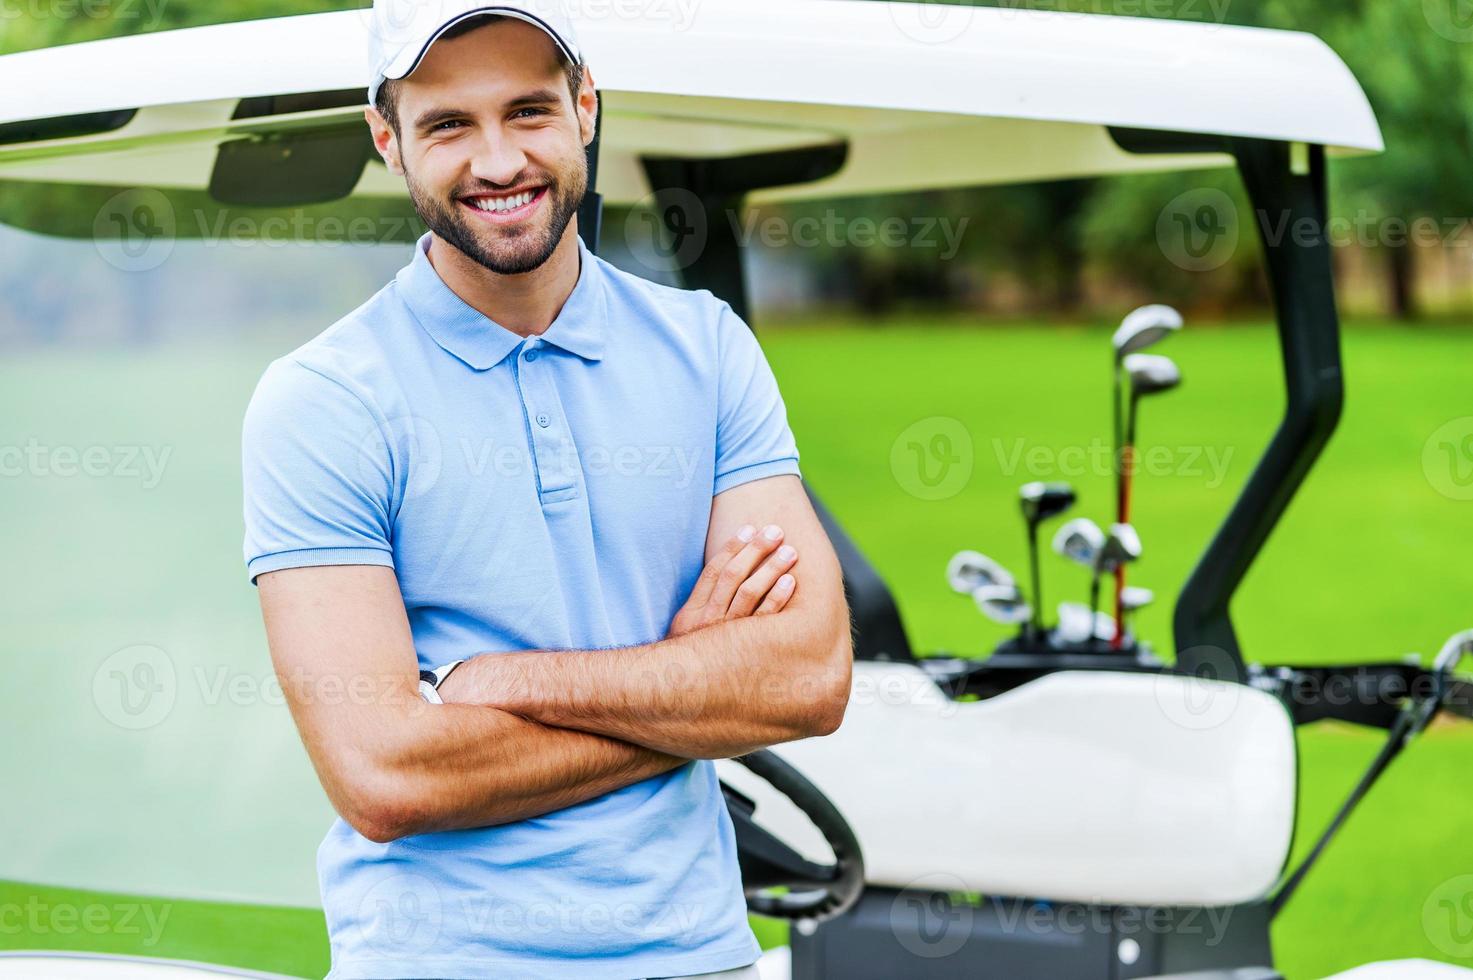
[524,350,538,362]
[536,413,551,428]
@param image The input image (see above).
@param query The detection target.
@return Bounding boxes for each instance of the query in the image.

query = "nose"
[467,130,529,188]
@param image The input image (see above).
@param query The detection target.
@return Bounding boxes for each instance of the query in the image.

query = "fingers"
[685,524,757,609]
[706,524,786,617]
[753,573,797,616]
[725,543,799,618]
[669,523,799,639]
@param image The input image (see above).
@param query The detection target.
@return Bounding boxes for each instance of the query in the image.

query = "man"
[240,2,853,978]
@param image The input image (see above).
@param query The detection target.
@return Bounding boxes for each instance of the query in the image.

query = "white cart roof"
[0,1,1381,219]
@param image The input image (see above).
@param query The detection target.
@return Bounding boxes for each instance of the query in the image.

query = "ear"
[577,66,599,148]
[364,105,405,177]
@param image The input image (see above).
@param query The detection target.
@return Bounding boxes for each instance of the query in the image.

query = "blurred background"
[1,2,1471,979]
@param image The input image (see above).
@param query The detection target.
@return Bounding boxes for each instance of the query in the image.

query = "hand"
[668,524,798,638]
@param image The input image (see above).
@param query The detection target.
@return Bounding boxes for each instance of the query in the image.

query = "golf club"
[972,583,1033,627]
[946,550,1016,595]
[1094,522,1141,632]
[1052,517,1106,568]
[1019,481,1076,641]
[1437,629,1473,669]
[1056,602,1118,645]
[1122,354,1183,493]
[1052,517,1106,618]
[1109,307,1181,650]
[1112,306,1183,460]
[1119,586,1154,644]
[1435,630,1473,721]
[1114,354,1181,646]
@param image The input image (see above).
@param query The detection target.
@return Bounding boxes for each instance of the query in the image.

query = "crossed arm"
[257,474,852,844]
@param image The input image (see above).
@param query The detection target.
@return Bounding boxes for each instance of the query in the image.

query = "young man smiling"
[241,2,853,978]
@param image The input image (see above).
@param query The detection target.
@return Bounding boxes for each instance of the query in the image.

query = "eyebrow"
[412,88,565,133]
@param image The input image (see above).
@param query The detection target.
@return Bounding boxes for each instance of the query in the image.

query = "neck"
[426,221,582,337]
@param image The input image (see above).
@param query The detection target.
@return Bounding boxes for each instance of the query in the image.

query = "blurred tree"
[1256,0,1473,319]
[1079,168,1268,314]
[772,181,1094,317]
[1,1,359,53]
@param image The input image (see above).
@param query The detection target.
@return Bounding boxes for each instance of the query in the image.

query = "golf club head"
[1124,353,1183,396]
[1435,629,1473,671]
[1020,481,1077,525]
[973,583,1032,626]
[1096,523,1142,573]
[1052,518,1105,568]
[1057,602,1118,643]
[947,550,1016,595]
[1112,305,1183,361]
[1435,630,1473,721]
[1056,602,1093,644]
[1120,586,1155,612]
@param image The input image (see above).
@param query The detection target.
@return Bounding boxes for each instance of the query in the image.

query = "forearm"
[444,610,852,759]
[259,564,687,845]
[323,698,684,842]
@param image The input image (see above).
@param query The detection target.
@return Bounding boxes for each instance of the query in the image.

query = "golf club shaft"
[1113,470,1131,649]
[1112,358,1123,525]
[1028,521,1043,639]
[1113,393,1141,650]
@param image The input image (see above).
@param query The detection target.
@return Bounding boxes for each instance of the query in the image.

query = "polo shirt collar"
[397,232,606,370]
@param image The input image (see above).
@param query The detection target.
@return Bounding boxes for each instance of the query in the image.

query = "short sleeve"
[241,359,395,584]
[713,302,802,495]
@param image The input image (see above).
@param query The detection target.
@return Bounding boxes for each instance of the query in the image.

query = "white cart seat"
[719,662,1297,908]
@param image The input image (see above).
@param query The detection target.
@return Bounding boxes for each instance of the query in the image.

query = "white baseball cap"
[366,1,583,106]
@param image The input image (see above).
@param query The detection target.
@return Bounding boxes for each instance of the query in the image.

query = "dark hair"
[374,14,585,135]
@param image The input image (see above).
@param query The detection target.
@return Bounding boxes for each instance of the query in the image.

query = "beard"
[404,153,587,276]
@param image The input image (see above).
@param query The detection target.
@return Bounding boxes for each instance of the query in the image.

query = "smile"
[460,187,547,224]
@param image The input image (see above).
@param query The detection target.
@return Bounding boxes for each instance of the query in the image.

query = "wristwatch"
[417,660,465,705]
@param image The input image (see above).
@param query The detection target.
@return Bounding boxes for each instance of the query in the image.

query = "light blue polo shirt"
[241,231,800,979]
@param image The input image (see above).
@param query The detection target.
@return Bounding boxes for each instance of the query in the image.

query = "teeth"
[473,191,535,213]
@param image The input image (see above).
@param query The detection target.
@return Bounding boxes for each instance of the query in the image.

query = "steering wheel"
[721,749,865,924]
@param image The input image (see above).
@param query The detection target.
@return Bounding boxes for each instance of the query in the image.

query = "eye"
[432,119,465,132]
[513,107,550,119]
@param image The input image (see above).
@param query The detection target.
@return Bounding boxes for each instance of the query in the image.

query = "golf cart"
[1,2,1470,978]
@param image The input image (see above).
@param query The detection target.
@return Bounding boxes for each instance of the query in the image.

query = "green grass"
[2,318,1471,978]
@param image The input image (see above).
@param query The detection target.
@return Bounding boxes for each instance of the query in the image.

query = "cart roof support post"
[576,100,604,255]
[1171,138,1345,681]
[640,143,847,325]
[639,144,913,662]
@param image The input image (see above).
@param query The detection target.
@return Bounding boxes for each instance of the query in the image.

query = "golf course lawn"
[2,317,1470,979]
